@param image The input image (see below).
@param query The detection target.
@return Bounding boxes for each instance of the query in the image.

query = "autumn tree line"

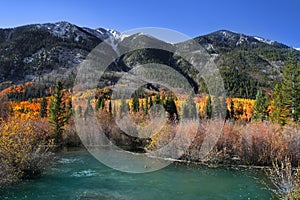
[2,51,298,153]
[31,51,299,151]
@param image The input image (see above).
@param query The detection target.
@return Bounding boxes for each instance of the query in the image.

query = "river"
[0,150,276,199]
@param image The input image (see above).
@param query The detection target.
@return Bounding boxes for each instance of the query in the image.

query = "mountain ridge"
[0,22,299,99]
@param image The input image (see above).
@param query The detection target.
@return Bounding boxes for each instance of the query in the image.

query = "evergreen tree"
[76,105,82,117]
[183,92,197,119]
[108,100,112,113]
[252,88,267,121]
[49,81,65,146]
[95,96,105,111]
[39,96,47,118]
[149,94,153,108]
[132,92,139,113]
[140,100,144,113]
[144,94,149,115]
[281,52,300,122]
[164,92,178,121]
[84,98,94,118]
[270,83,288,125]
[95,96,102,111]
[154,93,161,105]
[205,95,212,119]
[229,99,235,119]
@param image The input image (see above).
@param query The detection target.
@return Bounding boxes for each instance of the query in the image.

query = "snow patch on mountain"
[204,43,215,51]
[254,36,274,45]
[47,22,76,39]
[106,29,129,41]
[236,36,248,46]
[221,31,228,37]
[294,47,300,51]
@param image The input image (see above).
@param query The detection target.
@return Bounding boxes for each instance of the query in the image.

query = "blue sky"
[1,0,299,47]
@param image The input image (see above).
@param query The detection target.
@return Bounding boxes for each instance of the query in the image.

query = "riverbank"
[1,115,299,198]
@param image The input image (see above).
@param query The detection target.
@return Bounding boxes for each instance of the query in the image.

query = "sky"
[0,0,299,47]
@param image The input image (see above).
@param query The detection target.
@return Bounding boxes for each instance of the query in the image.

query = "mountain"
[194,30,298,97]
[0,22,121,87]
[0,22,299,99]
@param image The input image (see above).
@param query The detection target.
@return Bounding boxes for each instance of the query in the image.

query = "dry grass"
[146,119,299,167]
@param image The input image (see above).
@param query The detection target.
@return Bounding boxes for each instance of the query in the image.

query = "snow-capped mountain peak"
[105,29,129,41]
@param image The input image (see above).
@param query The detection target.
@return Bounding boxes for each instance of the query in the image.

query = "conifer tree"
[164,92,178,121]
[229,99,235,119]
[132,92,139,113]
[183,92,197,119]
[270,83,288,125]
[252,88,267,121]
[76,105,82,117]
[140,100,144,113]
[151,93,162,116]
[154,93,161,105]
[84,98,94,118]
[144,94,149,115]
[205,95,212,119]
[108,100,112,113]
[39,96,47,118]
[49,81,65,146]
[281,52,300,122]
[149,94,153,108]
[95,96,105,111]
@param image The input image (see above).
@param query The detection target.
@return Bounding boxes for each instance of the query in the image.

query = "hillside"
[195,30,298,97]
[0,22,299,99]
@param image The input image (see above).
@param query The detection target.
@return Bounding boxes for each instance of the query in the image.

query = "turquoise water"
[0,151,276,200]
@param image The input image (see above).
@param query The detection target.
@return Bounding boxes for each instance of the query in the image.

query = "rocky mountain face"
[0,22,121,88]
[0,22,298,98]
